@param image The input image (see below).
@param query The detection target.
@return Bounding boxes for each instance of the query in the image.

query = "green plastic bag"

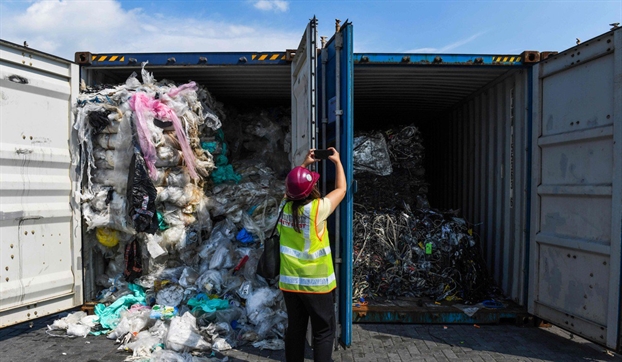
[94,284,146,330]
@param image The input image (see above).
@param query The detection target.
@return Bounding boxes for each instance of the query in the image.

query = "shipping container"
[0,20,620,351]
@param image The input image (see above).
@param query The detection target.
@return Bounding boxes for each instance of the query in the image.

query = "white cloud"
[0,0,298,60]
[253,0,289,12]
[405,32,486,53]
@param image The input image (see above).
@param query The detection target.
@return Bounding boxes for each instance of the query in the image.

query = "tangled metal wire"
[352,204,493,303]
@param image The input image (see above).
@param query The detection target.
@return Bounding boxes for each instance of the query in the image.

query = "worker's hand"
[327,147,340,164]
[301,149,317,168]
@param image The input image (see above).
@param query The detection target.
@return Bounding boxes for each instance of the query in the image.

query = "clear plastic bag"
[179,267,199,288]
[162,226,186,247]
[209,239,234,270]
[145,233,168,259]
[246,287,279,325]
[196,269,223,294]
[156,285,185,307]
[67,323,91,338]
[353,133,393,176]
[108,307,151,340]
[237,280,253,300]
[47,311,87,330]
[165,312,211,352]
[122,330,161,358]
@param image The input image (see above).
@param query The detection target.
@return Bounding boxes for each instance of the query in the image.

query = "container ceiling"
[353,65,513,128]
[86,63,516,125]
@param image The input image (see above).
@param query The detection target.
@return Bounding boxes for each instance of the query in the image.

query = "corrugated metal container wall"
[428,70,531,306]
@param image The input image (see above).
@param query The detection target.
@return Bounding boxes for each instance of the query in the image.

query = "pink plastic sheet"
[129,92,199,180]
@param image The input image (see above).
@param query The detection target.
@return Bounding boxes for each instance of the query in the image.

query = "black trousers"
[282,290,335,362]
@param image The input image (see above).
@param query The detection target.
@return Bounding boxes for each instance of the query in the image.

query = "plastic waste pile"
[352,125,493,303]
[50,64,288,361]
[353,125,429,210]
[220,107,292,178]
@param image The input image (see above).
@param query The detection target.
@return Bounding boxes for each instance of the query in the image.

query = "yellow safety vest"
[278,199,336,293]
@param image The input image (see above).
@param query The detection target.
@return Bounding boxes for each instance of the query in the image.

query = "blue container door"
[317,21,354,347]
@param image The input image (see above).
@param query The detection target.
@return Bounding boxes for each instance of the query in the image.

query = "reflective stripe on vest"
[278,198,336,293]
[280,273,336,287]
[280,245,331,260]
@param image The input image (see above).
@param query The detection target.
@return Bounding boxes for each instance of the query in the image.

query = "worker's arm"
[325,147,346,214]
[300,149,316,168]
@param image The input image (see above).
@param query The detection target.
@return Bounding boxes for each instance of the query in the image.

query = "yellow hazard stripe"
[252,53,285,61]
[91,55,126,62]
[493,56,521,63]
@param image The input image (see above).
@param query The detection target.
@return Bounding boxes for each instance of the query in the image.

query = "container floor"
[352,297,530,325]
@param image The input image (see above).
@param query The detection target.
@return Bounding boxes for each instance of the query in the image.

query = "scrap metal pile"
[352,126,493,303]
[49,65,289,361]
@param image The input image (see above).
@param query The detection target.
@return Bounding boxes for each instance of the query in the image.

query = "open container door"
[291,17,318,167]
[529,28,622,350]
[317,21,354,347]
[0,40,83,327]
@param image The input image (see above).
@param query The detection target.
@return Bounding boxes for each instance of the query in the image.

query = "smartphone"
[314,149,334,160]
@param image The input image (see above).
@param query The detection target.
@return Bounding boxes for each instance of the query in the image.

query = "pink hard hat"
[285,166,320,200]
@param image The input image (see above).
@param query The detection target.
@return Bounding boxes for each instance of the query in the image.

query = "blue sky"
[1,0,620,60]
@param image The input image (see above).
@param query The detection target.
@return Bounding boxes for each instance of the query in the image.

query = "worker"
[278,147,347,362]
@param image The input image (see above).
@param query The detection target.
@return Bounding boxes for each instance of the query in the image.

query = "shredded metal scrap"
[353,125,493,304]
[353,205,493,303]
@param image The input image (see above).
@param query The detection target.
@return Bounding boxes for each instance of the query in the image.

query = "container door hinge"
[334,110,343,116]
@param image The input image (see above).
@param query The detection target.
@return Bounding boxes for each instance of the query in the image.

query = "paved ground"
[1,311,620,362]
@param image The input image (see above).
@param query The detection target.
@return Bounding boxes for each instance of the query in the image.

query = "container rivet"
[590,273,593,277]
[10,244,13,248]
[5,277,8,282]
[603,261,607,265]
[11,255,14,259]
[31,230,35,234]
[27,313,30,317]
[24,231,28,235]
[5,267,8,271]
